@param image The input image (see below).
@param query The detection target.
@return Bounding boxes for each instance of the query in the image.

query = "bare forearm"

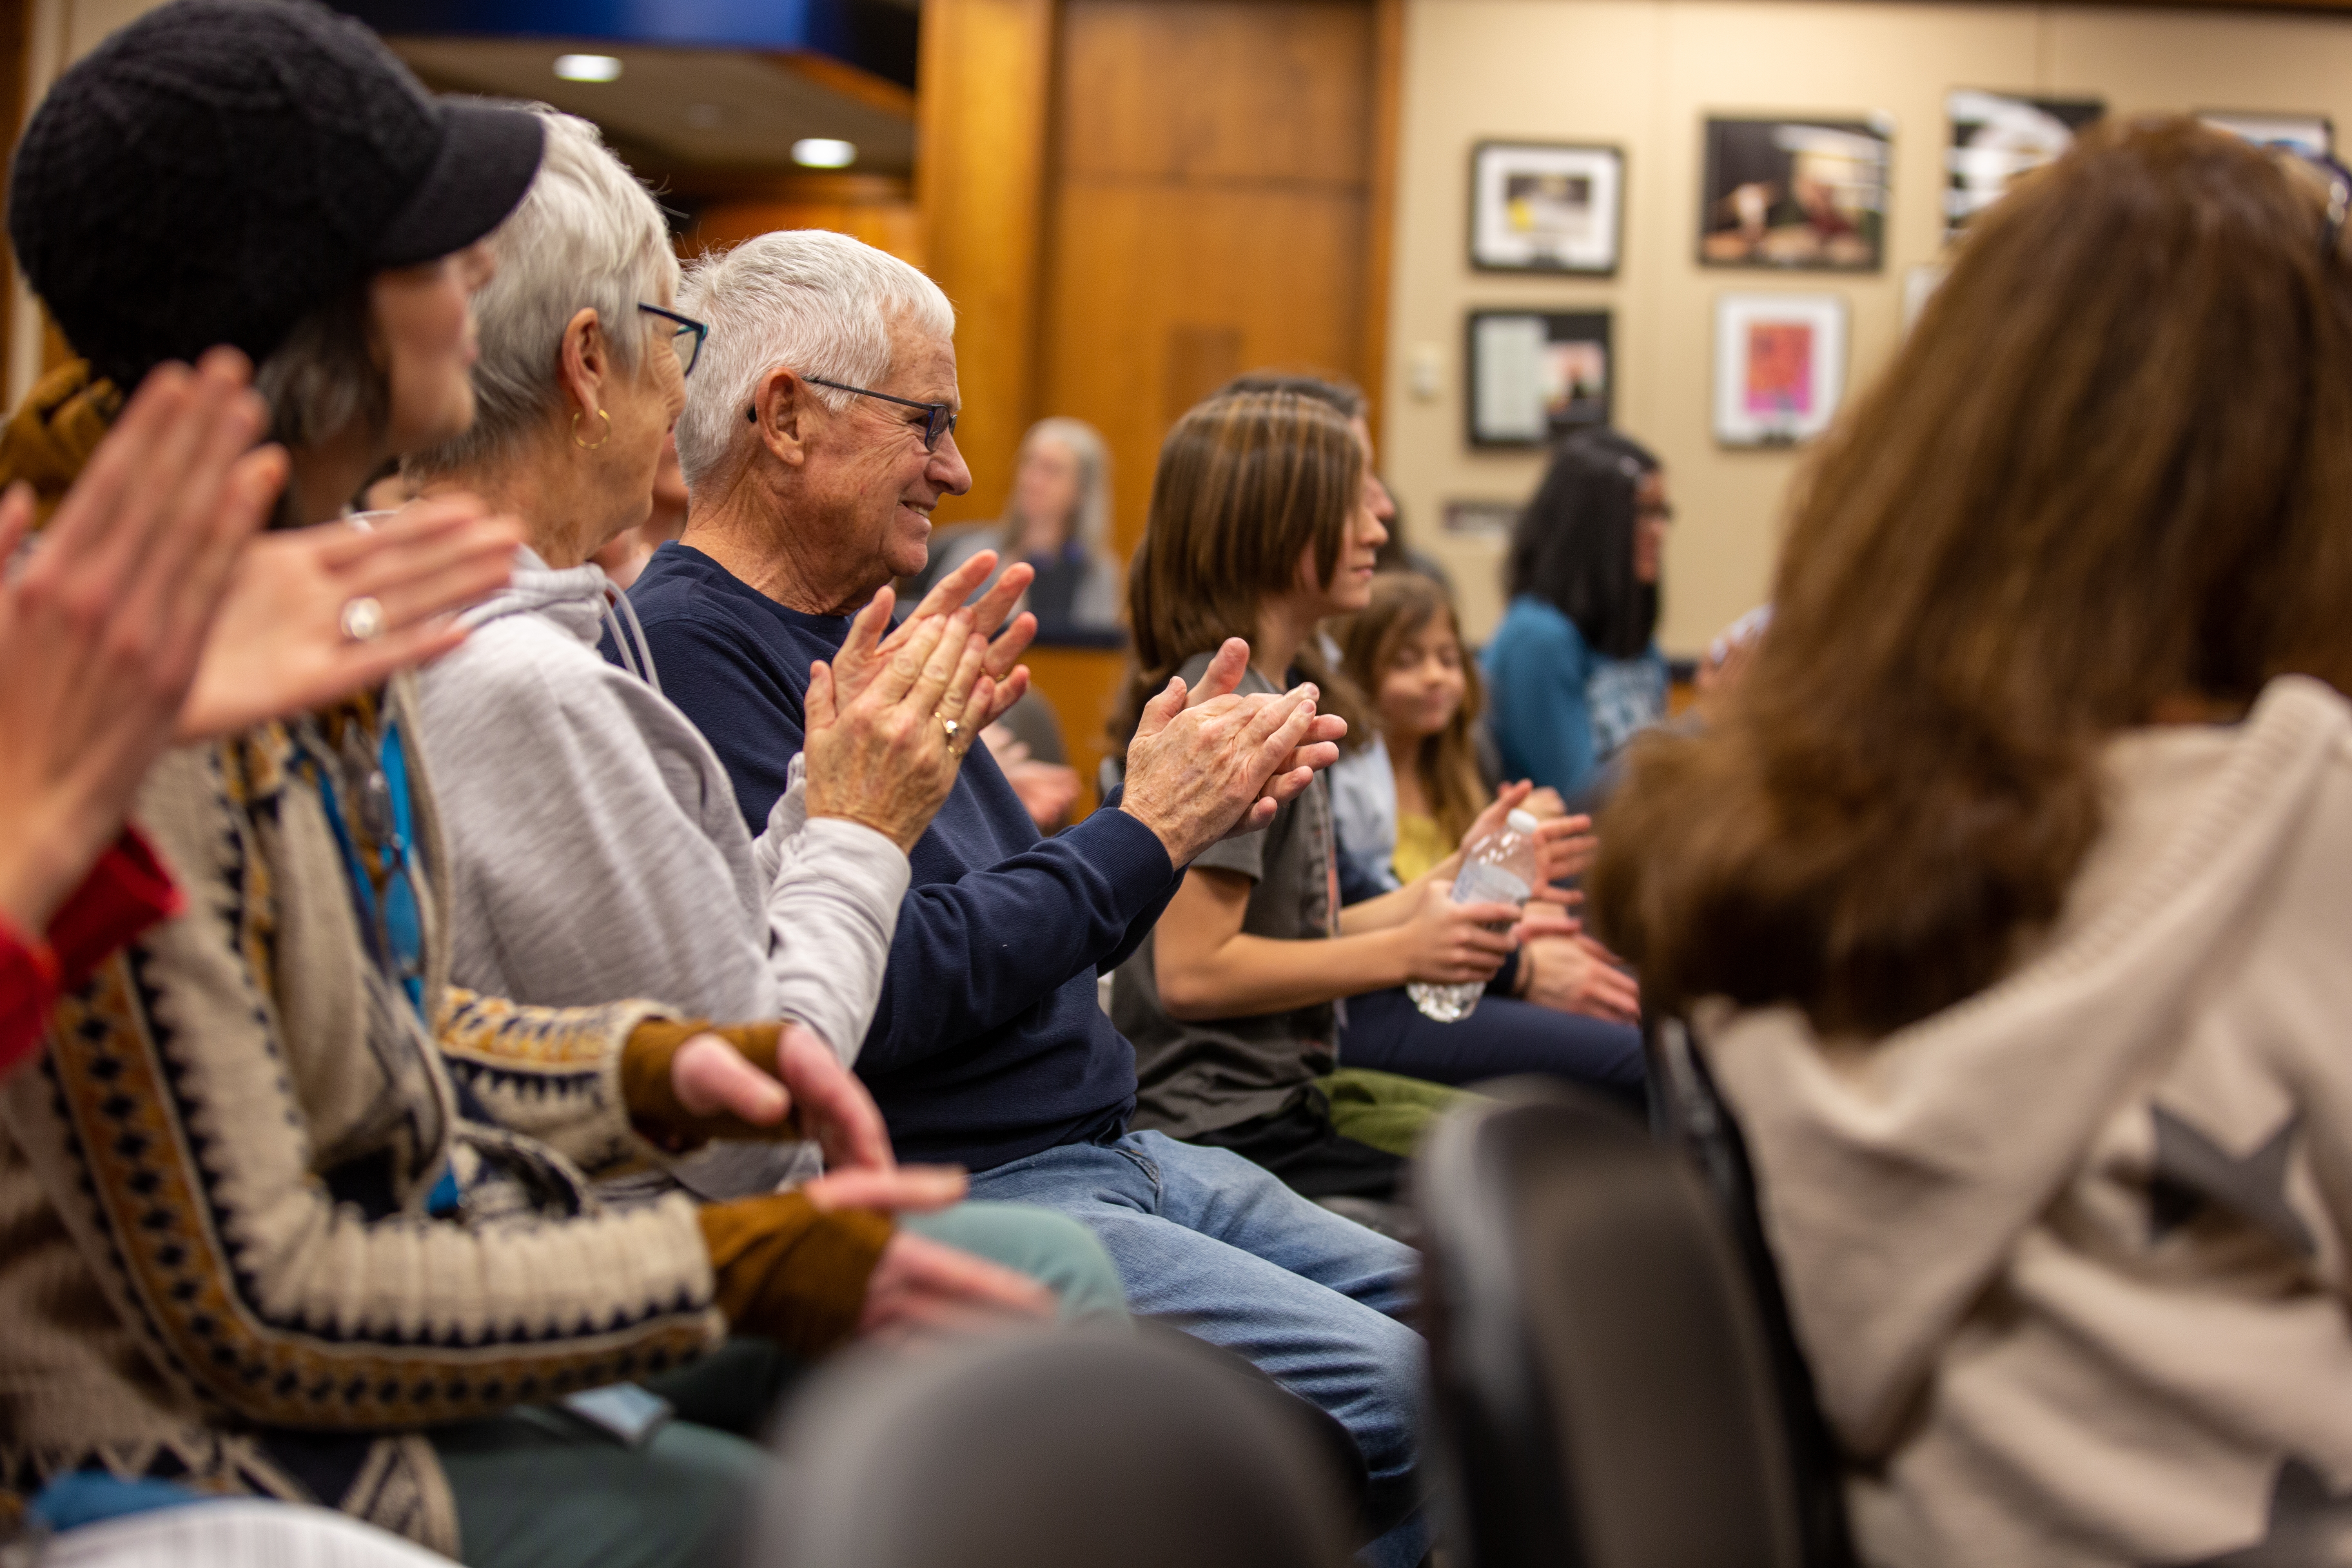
[1336,881,1423,936]
[1158,929,1409,1020]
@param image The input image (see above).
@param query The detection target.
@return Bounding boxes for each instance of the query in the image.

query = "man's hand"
[1174,638,1348,820]
[1392,876,1521,985]
[838,552,1038,730]
[1515,933,1642,1024]
[804,602,994,852]
[179,497,522,740]
[1118,673,1334,865]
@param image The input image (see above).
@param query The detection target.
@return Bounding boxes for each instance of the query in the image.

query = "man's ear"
[557,307,607,423]
[749,366,811,470]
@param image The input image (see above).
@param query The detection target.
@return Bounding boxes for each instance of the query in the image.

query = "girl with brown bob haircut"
[1591,118,2352,1566]
[1112,393,1618,1201]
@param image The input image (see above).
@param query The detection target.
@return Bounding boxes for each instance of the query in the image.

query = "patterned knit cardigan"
[0,678,726,1554]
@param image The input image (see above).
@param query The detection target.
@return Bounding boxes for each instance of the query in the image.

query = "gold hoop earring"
[572,409,611,451]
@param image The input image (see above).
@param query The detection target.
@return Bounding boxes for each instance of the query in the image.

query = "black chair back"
[1645,1016,1858,1568]
[754,1328,1356,1568]
[1416,1079,1805,1568]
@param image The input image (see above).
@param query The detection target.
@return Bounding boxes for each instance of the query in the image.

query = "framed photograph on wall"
[1699,116,1889,272]
[1466,309,1613,448]
[1469,142,1625,274]
[1947,91,2103,239]
[1713,293,1847,447]
[2198,110,2333,156]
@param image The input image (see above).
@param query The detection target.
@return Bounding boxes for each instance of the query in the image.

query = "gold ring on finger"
[940,715,964,752]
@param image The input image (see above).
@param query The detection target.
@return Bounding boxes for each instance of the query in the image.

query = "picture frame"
[1468,142,1625,275]
[2198,110,2333,157]
[1441,499,1522,535]
[1946,90,2103,239]
[1466,309,1613,448]
[1713,293,1847,447]
[1698,115,1889,272]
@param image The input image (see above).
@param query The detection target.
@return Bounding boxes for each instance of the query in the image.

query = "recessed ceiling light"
[553,54,622,82]
[792,138,857,169]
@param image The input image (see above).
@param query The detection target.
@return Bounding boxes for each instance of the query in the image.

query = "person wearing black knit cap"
[0,6,1038,1566]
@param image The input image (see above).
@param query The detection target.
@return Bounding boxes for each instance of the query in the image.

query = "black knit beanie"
[7,0,545,390]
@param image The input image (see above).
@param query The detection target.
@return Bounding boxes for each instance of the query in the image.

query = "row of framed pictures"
[1472,100,2334,275]
[1466,295,1846,450]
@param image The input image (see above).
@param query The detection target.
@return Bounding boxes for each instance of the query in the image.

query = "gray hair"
[1004,416,1114,559]
[674,229,955,490]
[408,105,677,477]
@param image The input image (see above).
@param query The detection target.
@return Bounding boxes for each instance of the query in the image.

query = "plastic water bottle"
[1408,808,1541,1023]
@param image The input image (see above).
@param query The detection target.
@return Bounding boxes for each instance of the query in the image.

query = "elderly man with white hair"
[623,230,1430,1568]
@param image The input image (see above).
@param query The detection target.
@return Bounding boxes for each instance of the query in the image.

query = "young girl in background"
[1329,571,1643,1081]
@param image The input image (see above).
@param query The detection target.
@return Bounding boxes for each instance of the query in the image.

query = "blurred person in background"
[0,8,1044,1564]
[915,415,1120,635]
[1486,426,1671,805]
[1594,119,2352,1568]
[404,106,1122,1310]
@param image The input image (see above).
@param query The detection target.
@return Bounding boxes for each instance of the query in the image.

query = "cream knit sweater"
[1705,675,2352,1566]
[0,679,724,1555]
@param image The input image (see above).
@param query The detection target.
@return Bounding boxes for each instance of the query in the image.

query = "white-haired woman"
[403,109,1124,1346]
[918,416,1120,635]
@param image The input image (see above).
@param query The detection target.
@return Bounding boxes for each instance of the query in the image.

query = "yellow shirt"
[1393,812,1451,885]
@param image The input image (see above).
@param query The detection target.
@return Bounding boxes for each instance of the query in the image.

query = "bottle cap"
[1506,808,1541,835]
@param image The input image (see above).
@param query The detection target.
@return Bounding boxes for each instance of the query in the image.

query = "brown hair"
[1334,572,1488,847]
[1589,117,2352,1039]
[1117,389,1372,744]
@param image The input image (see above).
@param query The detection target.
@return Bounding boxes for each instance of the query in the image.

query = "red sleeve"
[46,826,182,991]
[0,922,60,1080]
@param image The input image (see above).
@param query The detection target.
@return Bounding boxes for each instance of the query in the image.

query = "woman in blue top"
[1484,427,1672,804]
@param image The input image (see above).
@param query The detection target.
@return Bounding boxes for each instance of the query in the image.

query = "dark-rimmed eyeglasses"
[792,376,960,453]
[638,303,708,378]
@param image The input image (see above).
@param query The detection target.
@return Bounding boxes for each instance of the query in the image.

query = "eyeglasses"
[638,303,708,378]
[798,376,960,452]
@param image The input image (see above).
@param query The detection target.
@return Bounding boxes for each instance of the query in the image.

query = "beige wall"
[1384,0,2352,653]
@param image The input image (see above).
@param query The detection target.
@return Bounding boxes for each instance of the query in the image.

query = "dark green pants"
[430,1201,1127,1568]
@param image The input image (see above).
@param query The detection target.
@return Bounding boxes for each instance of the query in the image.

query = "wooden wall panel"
[1040,180,1368,559]
[1036,0,1381,563]
[914,0,1058,526]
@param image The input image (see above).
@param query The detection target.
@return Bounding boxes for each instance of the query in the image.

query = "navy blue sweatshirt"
[617,541,1181,1172]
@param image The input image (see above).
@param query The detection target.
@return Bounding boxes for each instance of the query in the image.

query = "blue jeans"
[968,1129,1429,1568]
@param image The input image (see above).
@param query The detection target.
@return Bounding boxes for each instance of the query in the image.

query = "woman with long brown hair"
[1110,391,1607,1201]
[1591,118,2352,1566]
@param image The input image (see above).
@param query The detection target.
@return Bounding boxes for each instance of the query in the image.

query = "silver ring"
[339,596,386,643]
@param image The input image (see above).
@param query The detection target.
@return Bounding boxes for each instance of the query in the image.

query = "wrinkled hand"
[0,349,283,934]
[804,597,993,852]
[178,496,521,740]
[1515,933,1641,1024]
[842,551,1038,729]
[1395,876,1520,985]
[1118,672,1332,864]
[1176,638,1349,816]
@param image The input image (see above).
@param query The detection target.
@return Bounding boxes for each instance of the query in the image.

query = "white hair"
[674,229,956,490]
[410,105,679,476]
